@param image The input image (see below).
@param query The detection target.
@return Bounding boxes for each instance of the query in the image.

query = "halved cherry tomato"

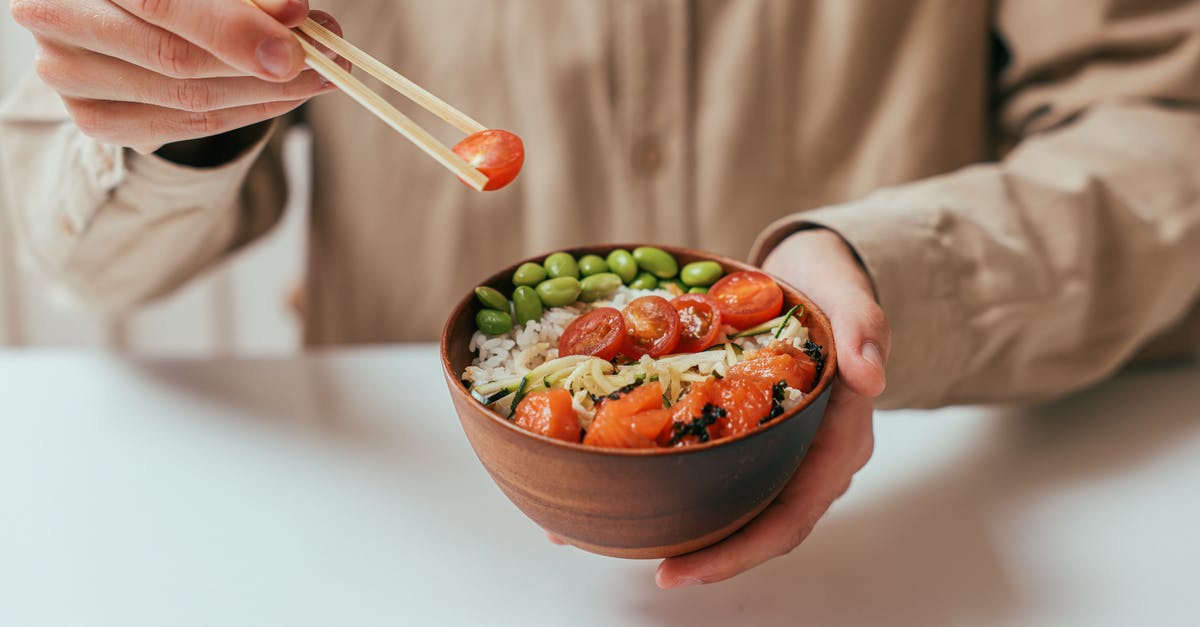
[621,296,681,358]
[671,294,723,353]
[712,376,774,439]
[559,308,625,361]
[513,389,581,442]
[584,382,670,448]
[451,129,524,191]
[707,271,784,330]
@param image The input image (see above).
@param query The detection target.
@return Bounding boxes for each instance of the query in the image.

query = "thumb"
[826,291,890,399]
[252,0,311,28]
[762,229,890,399]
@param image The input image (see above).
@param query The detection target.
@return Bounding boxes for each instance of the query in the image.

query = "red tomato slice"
[707,271,784,330]
[671,294,723,353]
[513,389,581,442]
[559,308,626,361]
[621,296,681,359]
[451,129,524,191]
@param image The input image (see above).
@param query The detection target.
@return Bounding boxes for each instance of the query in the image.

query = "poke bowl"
[440,244,837,558]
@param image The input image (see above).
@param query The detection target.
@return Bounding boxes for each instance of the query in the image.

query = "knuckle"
[131,0,169,21]
[170,79,216,112]
[785,521,817,554]
[180,111,220,137]
[861,302,889,335]
[66,100,109,139]
[32,45,68,89]
[10,0,59,32]
[150,30,202,79]
[854,430,875,472]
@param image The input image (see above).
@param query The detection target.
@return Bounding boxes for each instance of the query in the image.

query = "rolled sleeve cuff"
[750,195,972,408]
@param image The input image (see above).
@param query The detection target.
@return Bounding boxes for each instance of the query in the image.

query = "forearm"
[753,102,1200,408]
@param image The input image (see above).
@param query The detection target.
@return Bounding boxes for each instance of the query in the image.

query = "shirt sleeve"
[750,0,1200,409]
[0,71,288,313]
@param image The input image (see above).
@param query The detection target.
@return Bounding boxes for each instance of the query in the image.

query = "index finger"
[110,0,310,81]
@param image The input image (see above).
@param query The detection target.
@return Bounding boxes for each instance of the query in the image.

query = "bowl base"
[554,497,773,559]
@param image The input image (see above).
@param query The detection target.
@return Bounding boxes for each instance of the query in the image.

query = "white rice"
[463,286,670,388]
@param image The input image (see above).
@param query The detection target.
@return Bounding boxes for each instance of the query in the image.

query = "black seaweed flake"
[668,403,727,446]
[591,382,641,406]
[761,380,788,425]
[802,338,826,380]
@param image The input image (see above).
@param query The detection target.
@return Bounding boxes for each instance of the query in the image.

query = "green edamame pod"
[578,254,610,277]
[680,261,724,287]
[543,252,580,279]
[513,262,548,287]
[606,249,638,284]
[579,273,623,302]
[476,309,513,335]
[629,272,659,290]
[512,286,543,324]
[535,276,583,307]
[474,286,510,311]
[632,246,679,279]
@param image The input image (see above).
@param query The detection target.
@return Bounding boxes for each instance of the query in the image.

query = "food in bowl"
[461,246,827,449]
[440,245,837,558]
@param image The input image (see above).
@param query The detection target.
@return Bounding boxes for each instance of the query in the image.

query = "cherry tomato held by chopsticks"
[452,129,525,191]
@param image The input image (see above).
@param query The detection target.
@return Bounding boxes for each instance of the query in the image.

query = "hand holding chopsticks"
[285,11,523,191]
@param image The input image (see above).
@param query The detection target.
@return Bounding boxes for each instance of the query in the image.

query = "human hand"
[655,228,889,588]
[10,0,348,154]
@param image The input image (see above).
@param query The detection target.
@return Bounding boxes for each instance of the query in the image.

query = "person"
[2,0,1198,589]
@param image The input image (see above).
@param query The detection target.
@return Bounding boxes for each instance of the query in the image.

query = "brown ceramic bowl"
[440,244,838,558]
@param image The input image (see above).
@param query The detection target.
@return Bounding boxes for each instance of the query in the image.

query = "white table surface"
[1,346,1198,627]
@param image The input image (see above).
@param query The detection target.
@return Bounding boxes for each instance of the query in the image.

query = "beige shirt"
[2,0,1199,408]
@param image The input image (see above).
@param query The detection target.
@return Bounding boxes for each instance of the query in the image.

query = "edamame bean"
[680,261,724,287]
[544,252,580,279]
[513,262,547,287]
[535,276,583,307]
[512,286,543,324]
[578,254,610,277]
[606,249,638,284]
[688,286,709,294]
[632,246,679,279]
[629,272,659,290]
[579,273,623,302]
[474,286,510,311]
[476,309,513,335]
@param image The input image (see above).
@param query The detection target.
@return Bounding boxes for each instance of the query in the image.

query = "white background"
[1,12,306,356]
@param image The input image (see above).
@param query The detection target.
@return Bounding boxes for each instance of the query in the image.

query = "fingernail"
[861,341,885,374]
[253,0,299,13]
[257,37,296,78]
[671,578,705,588]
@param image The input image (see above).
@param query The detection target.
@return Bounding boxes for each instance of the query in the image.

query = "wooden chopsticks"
[288,17,490,190]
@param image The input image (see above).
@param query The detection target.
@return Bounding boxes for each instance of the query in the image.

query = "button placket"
[610,0,690,244]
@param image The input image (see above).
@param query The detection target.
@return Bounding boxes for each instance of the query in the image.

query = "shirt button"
[57,213,77,237]
[632,135,664,176]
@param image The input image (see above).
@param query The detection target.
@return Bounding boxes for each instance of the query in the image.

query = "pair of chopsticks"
[291,18,490,190]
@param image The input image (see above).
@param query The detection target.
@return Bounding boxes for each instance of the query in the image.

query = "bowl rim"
[440,243,839,457]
